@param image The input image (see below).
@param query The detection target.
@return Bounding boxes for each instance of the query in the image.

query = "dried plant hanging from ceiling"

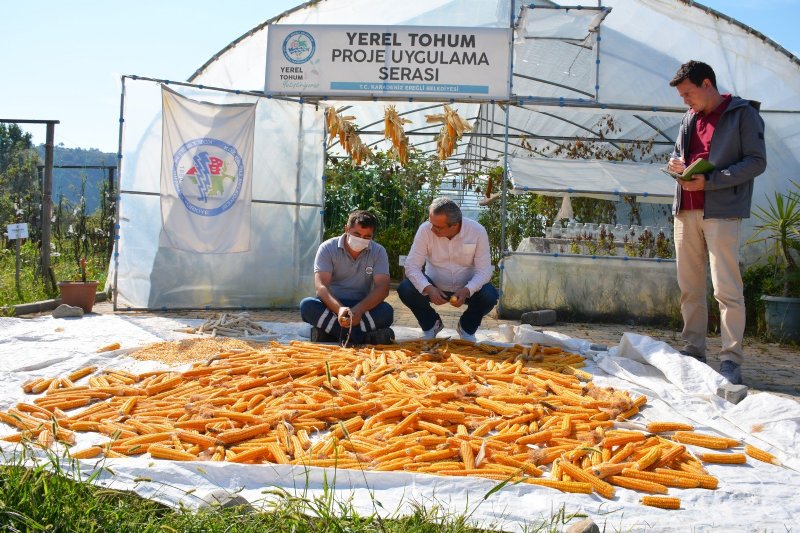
[326,107,371,165]
[383,105,412,165]
[425,104,473,161]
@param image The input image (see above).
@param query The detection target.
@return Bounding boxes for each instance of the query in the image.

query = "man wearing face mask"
[299,210,394,345]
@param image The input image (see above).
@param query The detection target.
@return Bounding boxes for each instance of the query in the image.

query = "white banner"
[160,87,255,253]
[265,25,511,100]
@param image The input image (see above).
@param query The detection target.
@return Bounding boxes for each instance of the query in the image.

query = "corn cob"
[640,496,681,510]
[524,478,594,493]
[653,468,718,489]
[744,444,781,466]
[607,475,668,494]
[147,444,198,461]
[559,460,616,499]
[634,446,662,471]
[621,468,700,488]
[671,431,739,450]
[697,452,747,464]
[646,421,694,433]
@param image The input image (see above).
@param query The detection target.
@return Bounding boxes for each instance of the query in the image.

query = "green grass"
[0,443,587,532]
[0,240,108,310]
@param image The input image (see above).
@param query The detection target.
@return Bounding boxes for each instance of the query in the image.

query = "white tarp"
[507,156,676,204]
[160,87,256,253]
[2,315,799,532]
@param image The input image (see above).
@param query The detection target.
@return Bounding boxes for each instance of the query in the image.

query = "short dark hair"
[429,197,462,225]
[346,210,378,230]
[669,60,717,89]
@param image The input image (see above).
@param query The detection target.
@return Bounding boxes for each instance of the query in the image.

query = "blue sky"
[0,0,797,154]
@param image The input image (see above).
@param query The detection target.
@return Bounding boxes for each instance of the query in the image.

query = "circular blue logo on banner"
[283,30,316,64]
[172,138,244,217]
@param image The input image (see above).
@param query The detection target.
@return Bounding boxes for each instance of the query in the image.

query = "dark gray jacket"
[672,96,767,218]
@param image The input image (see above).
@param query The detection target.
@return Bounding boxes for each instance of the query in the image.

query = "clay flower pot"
[58,281,99,313]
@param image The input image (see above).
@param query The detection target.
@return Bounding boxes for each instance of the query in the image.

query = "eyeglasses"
[431,222,455,231]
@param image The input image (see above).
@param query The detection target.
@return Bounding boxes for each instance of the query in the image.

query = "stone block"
[716,383,748,404]
[520,309,556,327]
[52,304,84,319]
[566,518,600,533]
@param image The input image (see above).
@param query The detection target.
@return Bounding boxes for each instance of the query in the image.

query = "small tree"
[324,149,446,279]
[749,180,800,297]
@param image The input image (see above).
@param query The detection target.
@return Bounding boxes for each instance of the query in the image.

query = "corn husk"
[425,105,472,160]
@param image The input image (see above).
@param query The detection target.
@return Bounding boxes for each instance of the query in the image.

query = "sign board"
[7,223,29,240]
[265,25,511,100]
[398,254,407,266]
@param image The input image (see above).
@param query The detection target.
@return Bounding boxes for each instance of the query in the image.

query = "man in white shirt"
[398,197,498,342]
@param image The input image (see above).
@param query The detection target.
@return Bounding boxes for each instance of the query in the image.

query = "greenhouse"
[113,0,799,314]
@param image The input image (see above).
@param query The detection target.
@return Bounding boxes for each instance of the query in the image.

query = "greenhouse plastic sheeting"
[507,156,675,203]
[115,0,800,305]
[2,315,800,532]
[115,79,324,309]
[185,0,799,261]
[499,253,680,322]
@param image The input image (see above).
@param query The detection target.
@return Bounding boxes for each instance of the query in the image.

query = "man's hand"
[423,285,448,305]
[449,287,471,307]
[338,307,355,328]
[668,156,686,174]
[681,174,706,191]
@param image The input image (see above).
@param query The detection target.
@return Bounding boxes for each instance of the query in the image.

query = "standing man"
[398,197,498,342]
[667,60,766,384]
[300,210,394,345]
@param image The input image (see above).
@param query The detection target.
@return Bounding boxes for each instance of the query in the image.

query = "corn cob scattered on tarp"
[2,339,786,510]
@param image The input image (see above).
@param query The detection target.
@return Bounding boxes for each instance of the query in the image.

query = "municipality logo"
[283,30,315,64]
[173,138,244,217]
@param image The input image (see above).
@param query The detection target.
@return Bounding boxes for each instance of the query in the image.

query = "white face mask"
[347,234,370,252]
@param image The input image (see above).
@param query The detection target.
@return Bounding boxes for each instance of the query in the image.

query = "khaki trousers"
[674,210,745,365]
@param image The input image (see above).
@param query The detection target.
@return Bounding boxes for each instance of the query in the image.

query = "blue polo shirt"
[314,234,390,301]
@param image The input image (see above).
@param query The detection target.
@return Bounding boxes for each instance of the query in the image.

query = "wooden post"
[42,122,55,290]
[15,234,21,295]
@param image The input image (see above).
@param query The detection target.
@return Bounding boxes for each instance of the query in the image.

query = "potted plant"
[749,180,800,341]
[58,258,99,313]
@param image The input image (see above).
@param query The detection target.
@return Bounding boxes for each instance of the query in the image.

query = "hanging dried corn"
[383,105,412,165]
[326,107,372,165]
[425,104,472,160]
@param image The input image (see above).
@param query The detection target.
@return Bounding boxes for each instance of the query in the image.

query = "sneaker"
[422,319,444,340]
[679,349,707,364]
[310,326,336,343]
[364,328,395,345]
[719,360,743,385]
[456,322,477,343]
